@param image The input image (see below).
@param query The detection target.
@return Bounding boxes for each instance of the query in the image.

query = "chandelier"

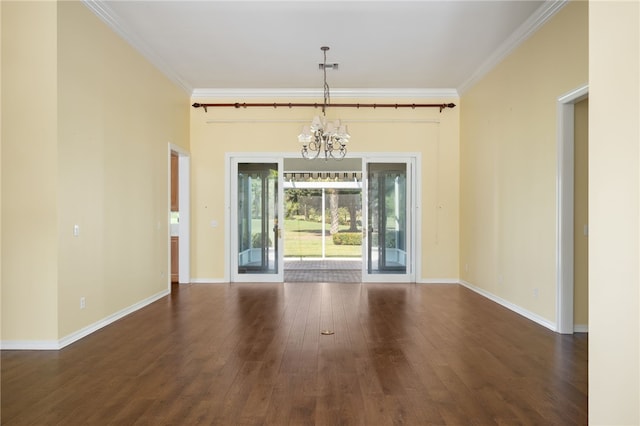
[298,46,350,160]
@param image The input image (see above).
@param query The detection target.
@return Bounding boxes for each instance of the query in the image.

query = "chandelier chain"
[298,46,350,160]
[323,47,330,115]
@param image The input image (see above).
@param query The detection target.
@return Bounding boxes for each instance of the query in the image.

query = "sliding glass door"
[363,159,415,282]
[229,155,415,283]
[231,159,284,282]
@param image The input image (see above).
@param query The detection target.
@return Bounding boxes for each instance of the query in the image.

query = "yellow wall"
[459,1,588,323]
[2,1,60,341]
[0,1,638,422]
[56,2,189,338]
[190,98,459,281]
[589,1,639,423]
[1,1,190,343]
[573,98,588,327]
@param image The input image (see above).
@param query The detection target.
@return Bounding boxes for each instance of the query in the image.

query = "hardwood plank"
[1,283,588,425]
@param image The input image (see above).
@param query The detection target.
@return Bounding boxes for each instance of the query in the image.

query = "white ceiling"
[86,1,566,96]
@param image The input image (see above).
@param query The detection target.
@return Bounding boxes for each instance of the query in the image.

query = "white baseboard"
[190,278,228,284]
[417,278,459,284]
[0,339,61,350]
[190,278,461,285]
[574,324,589,333]
[1,289,170,351]
[459,280,556,332]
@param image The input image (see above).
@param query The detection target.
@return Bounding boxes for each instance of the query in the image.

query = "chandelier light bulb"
[298,126,312,144]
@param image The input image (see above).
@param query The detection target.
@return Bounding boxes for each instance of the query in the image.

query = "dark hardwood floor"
[1,283,588,425]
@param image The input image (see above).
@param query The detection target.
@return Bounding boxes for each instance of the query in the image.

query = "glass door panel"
[232,160,283,282]
[363,160,413,282]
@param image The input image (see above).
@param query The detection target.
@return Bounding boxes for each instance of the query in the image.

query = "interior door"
[363,159,414,282]
[231,159,284,282]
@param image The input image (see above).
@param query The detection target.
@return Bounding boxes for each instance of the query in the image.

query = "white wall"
[588,1,640,423]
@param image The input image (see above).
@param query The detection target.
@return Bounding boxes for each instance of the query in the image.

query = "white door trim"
[169,144,191,285]
[361,153,419,283]
[556,84,588,334]
[225,151,421,283]
[227,154,285,283]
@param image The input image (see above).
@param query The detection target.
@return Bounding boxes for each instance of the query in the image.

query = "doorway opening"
[283,157,362,283]
[169,144,190,286]
[556,84,588,334]
[228,154,417,284]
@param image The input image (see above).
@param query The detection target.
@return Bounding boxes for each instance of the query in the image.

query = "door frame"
[227,154,285,282]
[361,154,418,283]
[226,151,420,283]
[556,84,588,334]
[169,143,191,285]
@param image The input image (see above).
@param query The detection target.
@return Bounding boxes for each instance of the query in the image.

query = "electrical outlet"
[80,297,86,309]
[533,288,539,298]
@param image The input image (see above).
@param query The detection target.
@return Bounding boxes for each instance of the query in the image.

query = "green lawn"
[284,218,361,258]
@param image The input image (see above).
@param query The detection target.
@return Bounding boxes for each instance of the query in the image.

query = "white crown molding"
[83,0,563,100]
[457,0,569,95]
[192,88,459,100]
[82,0,193,94]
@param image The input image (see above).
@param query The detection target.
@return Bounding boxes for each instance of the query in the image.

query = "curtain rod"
[205,118,441,124]
[192,102,456,113]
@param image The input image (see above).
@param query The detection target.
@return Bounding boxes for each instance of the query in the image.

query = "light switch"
[73,225,80,237]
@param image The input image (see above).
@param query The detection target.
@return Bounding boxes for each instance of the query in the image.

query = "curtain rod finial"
[192,102,208,112]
